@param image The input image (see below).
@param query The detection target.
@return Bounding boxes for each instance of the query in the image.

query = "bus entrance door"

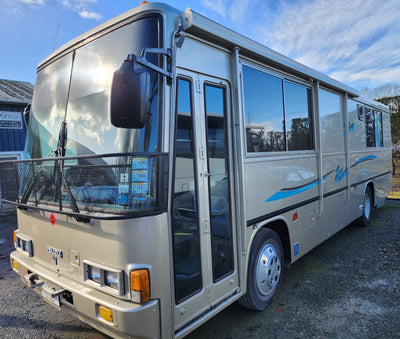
[172,72,239,331]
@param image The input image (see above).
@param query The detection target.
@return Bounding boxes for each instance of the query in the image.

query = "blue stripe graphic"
[265,153,377,203]
[352,155,377,167]
[265,176,328,202]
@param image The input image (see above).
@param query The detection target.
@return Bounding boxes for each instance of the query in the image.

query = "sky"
[1,0,400,93]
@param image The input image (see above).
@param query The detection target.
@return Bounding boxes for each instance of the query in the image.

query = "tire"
[356,186,373,226]
[239,228,284,311]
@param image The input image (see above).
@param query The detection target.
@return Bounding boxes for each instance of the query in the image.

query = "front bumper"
[10,250,160,339]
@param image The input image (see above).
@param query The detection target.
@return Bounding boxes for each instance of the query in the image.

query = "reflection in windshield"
[20,15,164,217]
[28,15,161,160]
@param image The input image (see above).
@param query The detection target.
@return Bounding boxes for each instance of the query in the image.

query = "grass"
[388,191,400,199]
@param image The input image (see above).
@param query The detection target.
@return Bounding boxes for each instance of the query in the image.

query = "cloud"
[19,0,45,4]
[202,0,400,89]
[2,0,46,14]
[2,0,102,19]
[201,0,264,25]
[258,0,400,88]
[201,0,229,18]
[79,10,102,20]
[62,0,102,20]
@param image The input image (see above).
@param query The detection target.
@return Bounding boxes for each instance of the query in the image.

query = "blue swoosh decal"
[265,154,376,203]
[335,166,347,183]
[265,175,328,202]
[351,155,377,168]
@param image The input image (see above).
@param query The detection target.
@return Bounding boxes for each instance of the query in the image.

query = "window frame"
[318,86,345,155]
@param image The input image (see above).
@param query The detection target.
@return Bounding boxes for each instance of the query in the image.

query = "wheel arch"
[239,219,290,310]
[366,181,375,207]
[262,219,291,269]
[249,218,291,269]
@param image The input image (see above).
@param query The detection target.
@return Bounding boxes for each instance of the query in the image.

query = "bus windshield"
[17,14,167,218]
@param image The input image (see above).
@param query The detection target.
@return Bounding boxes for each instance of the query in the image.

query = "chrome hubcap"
[364,192,371,220]
[256,244,281,296]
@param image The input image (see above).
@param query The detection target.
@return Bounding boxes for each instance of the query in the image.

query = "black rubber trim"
[247,196,319,226]
[323,186,346,198]
[350,171,391,188]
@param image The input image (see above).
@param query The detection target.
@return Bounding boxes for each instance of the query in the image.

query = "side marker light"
[98,305,113,323]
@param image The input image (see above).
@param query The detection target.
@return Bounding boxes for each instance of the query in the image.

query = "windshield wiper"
[52,120,89,222]
[54,120,67,208]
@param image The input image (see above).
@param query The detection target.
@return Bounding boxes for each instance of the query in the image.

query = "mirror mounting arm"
[133,48,172,85]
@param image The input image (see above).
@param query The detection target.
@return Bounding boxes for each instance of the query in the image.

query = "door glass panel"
[204,84,234,282]
[172,78,202,303]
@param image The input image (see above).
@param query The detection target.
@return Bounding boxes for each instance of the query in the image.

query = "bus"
[6,2,392,338]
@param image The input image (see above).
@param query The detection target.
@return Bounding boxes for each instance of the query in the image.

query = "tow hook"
[29,274,38,285]
[24,272,43,288]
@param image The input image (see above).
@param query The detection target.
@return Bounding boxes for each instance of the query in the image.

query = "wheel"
[239,228,284,311]
[356,186,373,226]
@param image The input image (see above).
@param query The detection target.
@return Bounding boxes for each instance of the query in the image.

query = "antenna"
[52,24,60,52]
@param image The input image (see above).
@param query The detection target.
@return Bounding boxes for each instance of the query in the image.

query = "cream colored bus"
[6,2,392,338]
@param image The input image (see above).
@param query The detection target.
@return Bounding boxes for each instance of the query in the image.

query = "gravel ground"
[1,200,399,338]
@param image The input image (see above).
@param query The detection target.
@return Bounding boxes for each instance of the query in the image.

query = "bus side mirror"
[110,55,150,129]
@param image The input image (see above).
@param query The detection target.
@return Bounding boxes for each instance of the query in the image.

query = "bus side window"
[365,108,376,147]
[242,65,313,153]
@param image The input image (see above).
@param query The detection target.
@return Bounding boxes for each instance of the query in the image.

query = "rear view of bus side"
[6,3,391,338]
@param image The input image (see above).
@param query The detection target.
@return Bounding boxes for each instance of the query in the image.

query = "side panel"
[176,37,230,80]
[244,154,318,258]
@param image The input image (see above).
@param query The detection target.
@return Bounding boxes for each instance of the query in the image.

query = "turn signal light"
[13,230,17,243]
[12,259,18,271]
[130,269,150,303]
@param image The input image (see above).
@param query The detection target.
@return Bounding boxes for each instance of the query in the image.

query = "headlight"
[83,261,124,296]
[14,232,33,257]
[88,266,101,284]
[105,271,119,290]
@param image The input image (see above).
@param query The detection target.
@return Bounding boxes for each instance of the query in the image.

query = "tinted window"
[204,84,234,282]
[365,108,376,147]
[242,66,313,153]
[364,107,383,148]
[172,78,202,303]
[319,89,344,153]
[375,111,383,147]
[285,82,313,151]
[243,66,285,152]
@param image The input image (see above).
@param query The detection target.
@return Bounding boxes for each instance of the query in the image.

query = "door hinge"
[196,79,202,93]
[203,220,210,234]
[206,284,211,298]
[199,147,206,160]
